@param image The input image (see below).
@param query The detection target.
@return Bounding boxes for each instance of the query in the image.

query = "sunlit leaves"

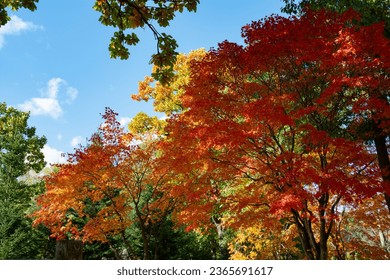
[132,49,206,116]
[109,31,140,59]
[0,0,39,26]
[93,0,200,84]
[128,112,165,135]
[229,223,301,260]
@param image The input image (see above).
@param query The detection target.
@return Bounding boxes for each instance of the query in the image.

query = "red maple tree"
[161,9,388,259]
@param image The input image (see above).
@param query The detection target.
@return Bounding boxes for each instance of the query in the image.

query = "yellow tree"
[131,48,206,116]
[128,49,207,141]
[229,223,301,260]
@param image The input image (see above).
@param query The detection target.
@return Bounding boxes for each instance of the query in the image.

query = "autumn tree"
[128,112,166,136]
[32,108,176,259]
[0,102,48,259]
[228,223,302,260]
[160,9,387,259]
[281,0,390,214]
[131,48,239,259]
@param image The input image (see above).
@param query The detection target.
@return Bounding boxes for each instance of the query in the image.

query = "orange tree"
[131,49,237,259]
[160,9,387,259]
[32,108,176,259]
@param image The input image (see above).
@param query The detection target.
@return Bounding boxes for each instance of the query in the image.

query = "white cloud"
[19,97,62,119]
[66,87,78,103]
[18,78,78,119]
[70,136,85,148]
[119,117,132,127]
[46,77,63,99]
[0,15,41,49]
[42,145,67,164]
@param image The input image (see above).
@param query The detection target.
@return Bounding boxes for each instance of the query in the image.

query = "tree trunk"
[55,240,83,260]
[139,224,150,260]
[292,209,316,259]
[319,224,329,260]
[319,193,330,260]
[374,135,390,213]
[292,207,332,260]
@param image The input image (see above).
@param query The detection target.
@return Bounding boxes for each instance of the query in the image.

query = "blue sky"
[0,0,284,164]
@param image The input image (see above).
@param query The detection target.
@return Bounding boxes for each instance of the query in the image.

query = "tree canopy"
[32,108,180,259]
[281,0,390,37]
[4,2,390,260]
[158,8,388,259]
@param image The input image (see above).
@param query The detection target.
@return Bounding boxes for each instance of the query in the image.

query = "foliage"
[32,108,177,259]
[93,0,200,84]
[128,112,166,135]
[0,0,39,26]
[0,102,48,259]
[132,49,207,116]
[160,9,387,259]
[3,2,389,260]
[334,195,390,259]
[0,102,46,178]
[129,49,207,136]
[281,0,390,37]
[229,222,302,260]
[1,1,200,84]
[281,0,390,212]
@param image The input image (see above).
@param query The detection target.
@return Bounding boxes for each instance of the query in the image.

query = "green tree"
[281,0,390,37]
[0,102,47,259]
